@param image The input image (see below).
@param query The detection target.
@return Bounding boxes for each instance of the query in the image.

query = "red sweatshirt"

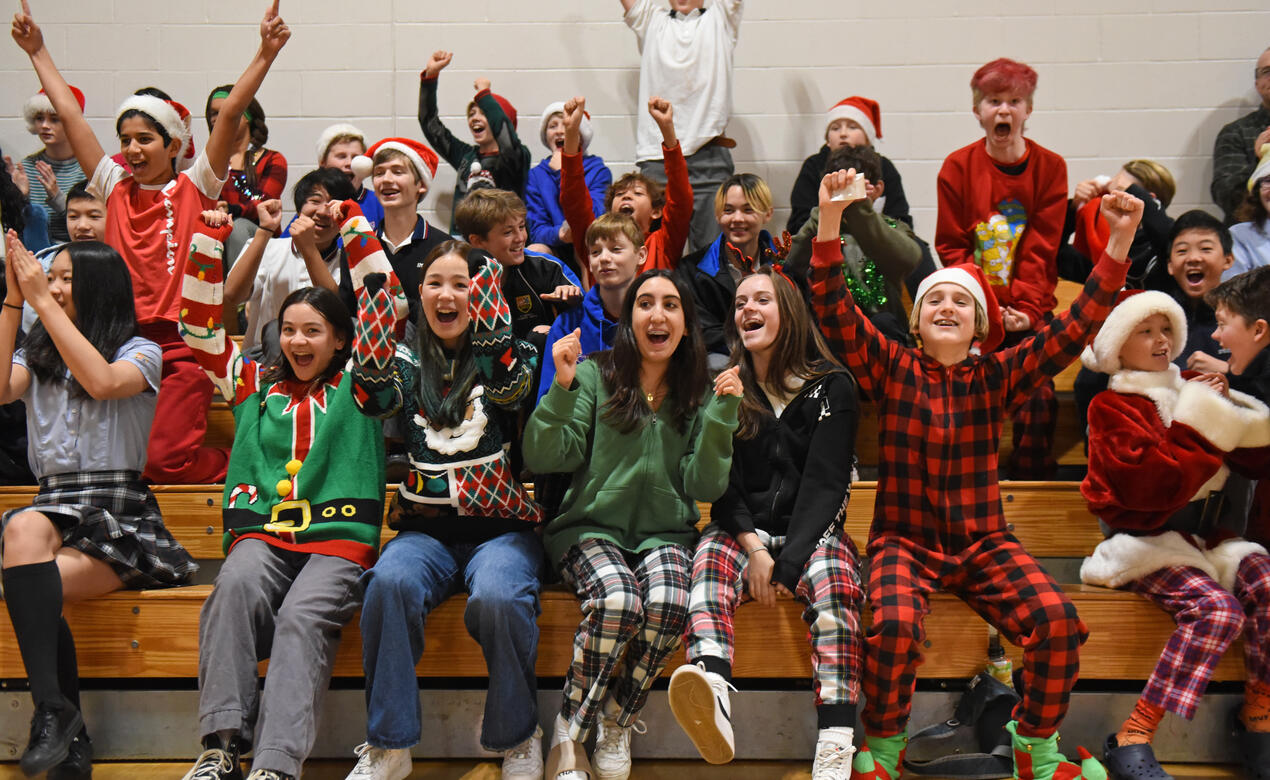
[561,141,693,286]
[935,138,1068,328]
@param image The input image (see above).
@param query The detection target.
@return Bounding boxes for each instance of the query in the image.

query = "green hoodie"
[525,359,741,566]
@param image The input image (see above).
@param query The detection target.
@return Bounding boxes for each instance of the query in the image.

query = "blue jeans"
[359,529,544,751]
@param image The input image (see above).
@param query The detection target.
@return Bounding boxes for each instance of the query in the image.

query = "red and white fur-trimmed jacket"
[1081,364,1270,590]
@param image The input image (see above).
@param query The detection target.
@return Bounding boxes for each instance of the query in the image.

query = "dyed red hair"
[970,58,1038,102]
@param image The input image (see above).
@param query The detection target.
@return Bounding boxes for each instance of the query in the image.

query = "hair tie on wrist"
[2,303,22,311]
[746,546,766,556]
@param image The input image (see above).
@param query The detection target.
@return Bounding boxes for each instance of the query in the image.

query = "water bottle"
[986,627,1013,686]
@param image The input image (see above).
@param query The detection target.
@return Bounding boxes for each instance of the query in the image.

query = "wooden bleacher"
[0,480,1241,684]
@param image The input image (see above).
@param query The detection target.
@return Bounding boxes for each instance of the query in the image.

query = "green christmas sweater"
[179,202,409,567]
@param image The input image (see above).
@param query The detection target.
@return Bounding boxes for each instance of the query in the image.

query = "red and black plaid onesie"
[808,237,1127,739]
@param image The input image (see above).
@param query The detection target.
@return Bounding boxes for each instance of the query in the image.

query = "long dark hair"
[0,145,26,237]
[414,240,484,429]
[206,84,269,190]
[727,267,845,439]
[24,242,139,397]
[261,287,353,386]
[593,269,707,434]
[1236,176,1269,233]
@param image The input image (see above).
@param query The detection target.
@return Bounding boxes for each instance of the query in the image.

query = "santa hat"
[25,86,85,133]
[115,94,193,161]
[1248,142,1270,192]
[826,96,882,147]
[350,137,439,189]
[315,123,366,163]
[911,264,1004,354]
[1081,290,1186,374]
[539,102,592,152]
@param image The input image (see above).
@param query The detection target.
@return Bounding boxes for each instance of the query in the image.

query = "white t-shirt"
[625,0,743,161]
[239,237,343,351]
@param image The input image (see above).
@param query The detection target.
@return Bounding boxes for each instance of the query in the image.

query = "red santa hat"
[115,94,193,161]
[911,264,1004,354]
[539,101,593,153]
[826,96,882,147]
[350,137,439,189]
[316,123,366,163]
[24,85,85,132]
[1081,290,1187,374]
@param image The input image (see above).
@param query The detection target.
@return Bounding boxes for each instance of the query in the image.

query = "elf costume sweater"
[179,202,408,568]
[935,138,1068,328]
[524,358,741,566]
[351,252,543,545]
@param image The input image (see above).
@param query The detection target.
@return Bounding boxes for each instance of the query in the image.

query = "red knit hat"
[826,96,882,147]
[350,137,440,189]
[911,264,1004,354]
[24,85,85,131]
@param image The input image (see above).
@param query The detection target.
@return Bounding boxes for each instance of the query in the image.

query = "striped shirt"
[21,151,86,243]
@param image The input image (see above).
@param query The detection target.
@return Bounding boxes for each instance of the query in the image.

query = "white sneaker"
[668,663,736,764]
[811,728,856,780]
[592,707,644,780]
[344,742,410,780]
[502,725,544,780]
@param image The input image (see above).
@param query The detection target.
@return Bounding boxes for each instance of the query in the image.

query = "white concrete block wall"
[2,1,1267,242]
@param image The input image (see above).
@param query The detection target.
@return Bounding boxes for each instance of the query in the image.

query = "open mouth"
[934,318,959,328]
[291,353,314,368]
[742,320,763,332]
[436,310,458,324]
[553,138,565,149]
[647,331,669,346]
[617,204,635,215]
[1185,269,1205,285]
[993,122,1011,140]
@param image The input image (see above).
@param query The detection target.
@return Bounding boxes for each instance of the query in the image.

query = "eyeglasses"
[1257,66,1270,80]
[1260,178,1270,193]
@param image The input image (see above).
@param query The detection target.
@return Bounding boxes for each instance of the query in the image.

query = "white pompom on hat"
[1081,290,1187,374]
[351,137,440,190]
[826,96,882,147]
[539,102,592,153]
[316,123,366,164]
[115,94,192,160]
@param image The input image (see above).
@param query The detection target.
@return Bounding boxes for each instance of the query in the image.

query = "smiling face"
[915,282,979,354]
[973,90,1031,158]
[66,197,107,242]
[718,185,772,254]
[1168,228,1233,300]
[117,115,180,185]
[1213,304,1270,375]
[611,181,661,235]
[279,302,345,383]
[734,274,780,359]
[322,139,364,177]
[421,253,471,349]
[589,233,644,291]
[468,105,491,146]
[1118,312,1175,373]
[46,251,75,322]
[372,155,424,210]
[1257,176,1270,215]
[825,118,868,150]
[471,215,528,267]
[632,275,685,365]
[298,184,339,246]
[545,113,566,151]
[31,111,65,148]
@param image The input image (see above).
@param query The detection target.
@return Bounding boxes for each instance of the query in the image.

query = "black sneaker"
[19,701,84,776]
[181,735,244,780]
[48,728,92,780]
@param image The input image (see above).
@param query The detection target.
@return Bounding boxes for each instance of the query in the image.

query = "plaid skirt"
[2,470,197,588]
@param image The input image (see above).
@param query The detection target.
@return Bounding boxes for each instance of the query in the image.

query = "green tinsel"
[840,235,888,312]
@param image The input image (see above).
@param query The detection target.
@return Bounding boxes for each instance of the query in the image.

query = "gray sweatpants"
[639,143,734,255]
[197,538,363,778]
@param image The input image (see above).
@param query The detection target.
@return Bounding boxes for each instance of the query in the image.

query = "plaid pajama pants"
[864,533,1087,738]
[1129,552,1270,719]
[559,538,692,741]
[684,527,863,709]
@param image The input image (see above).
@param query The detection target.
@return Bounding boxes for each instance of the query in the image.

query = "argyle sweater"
[351,252,543,543]
[809,237,1127,553]
[179,202,408,568]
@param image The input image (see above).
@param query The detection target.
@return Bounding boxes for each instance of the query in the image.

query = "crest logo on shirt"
[516,294,532,314]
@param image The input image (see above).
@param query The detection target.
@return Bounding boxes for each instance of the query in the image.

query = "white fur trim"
[1189,464,1231,502]
[1205,537,1269,591]
[1173,380,1263,452]
[23,93,53,130]
[1231,388,1270,449]
[358,140,434,189]
[315,123,365,163]
[1082,291,1186,374]
[539,102,592,153]
[1108,365,1183,424]
[912,267,987,323]
[419,387,488,456]
[116,95,190,159]
[1080,531,1216,589]
[826,104,878,146]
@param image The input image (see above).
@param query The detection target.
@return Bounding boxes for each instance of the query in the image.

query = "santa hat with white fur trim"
[1081,290,1187,374]
[539,102,593,153]
[911,264,1004,354]
[24,85,85,132]
[350,138,439,189]
[116,94,192,160]
[826,96,882,147]
[316,123,366,164]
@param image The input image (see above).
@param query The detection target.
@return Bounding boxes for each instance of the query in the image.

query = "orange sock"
[1115,699,1164,746]
[1243,681,1270,732]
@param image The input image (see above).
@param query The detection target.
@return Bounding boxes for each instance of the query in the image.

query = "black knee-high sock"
[56,618,79,710]
[2,562,67,709]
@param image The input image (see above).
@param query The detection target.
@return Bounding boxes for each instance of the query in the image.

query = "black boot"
[48,727,92,780]
[19,700,84,777]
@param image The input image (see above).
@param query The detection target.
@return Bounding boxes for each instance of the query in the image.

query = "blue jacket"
[525,156,612,250]
[536,286,617,403]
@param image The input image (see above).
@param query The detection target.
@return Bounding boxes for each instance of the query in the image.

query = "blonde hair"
[585,212,645,251]
[713,173,773,217]
[1122,159,1176,209]
[907,288,989,341]
[454,189,526,240]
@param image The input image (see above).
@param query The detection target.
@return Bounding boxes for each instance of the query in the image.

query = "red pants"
[140,321,228,484]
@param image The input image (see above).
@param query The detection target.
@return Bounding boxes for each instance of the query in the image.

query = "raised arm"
[651,98,694,268]
[523,353,597,475]
[560,97,598,276]
[467,256,535,406]
[204,1,290,179]
[290,201,341,294]
[11,1,105,179]
[0,235,32,404]
[681,367,744,502]
[180,219,258,405]
[417,51,472,169]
